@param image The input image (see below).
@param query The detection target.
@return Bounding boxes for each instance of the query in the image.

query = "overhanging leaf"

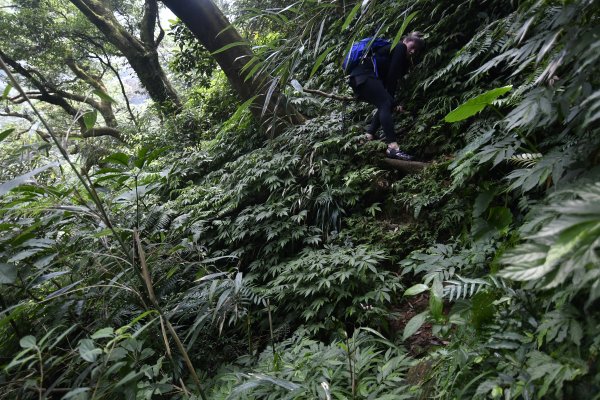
[91,327,114,340]
[211,41,248,55]
[20,335,37,349]
[0,128,14,143]
[103,152,130,167]
[82,111,98,130]
[444,85,513,122]
[341,2,362,31]
[391,11,419,50]
[262,77,280,117]
[310,46,335,79]
[403,311,429,340]
[404,283,429,296]
[2,83,12,100]
[221,95,258,132]
[79,339,102,362]
[92,89,116,104]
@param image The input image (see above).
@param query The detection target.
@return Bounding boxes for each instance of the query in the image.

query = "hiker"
[345,32,425,160]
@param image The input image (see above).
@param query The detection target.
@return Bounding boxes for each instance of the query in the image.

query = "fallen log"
[381,158,429,174]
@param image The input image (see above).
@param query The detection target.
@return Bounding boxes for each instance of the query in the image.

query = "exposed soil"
[389,293,448,357]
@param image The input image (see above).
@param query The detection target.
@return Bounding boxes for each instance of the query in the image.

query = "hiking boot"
[386,147,414,161]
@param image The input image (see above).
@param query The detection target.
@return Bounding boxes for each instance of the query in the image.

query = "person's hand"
[394,104,407,114]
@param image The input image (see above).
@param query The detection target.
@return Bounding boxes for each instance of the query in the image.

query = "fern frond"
[444,276,489,301]
[509,153,543,168]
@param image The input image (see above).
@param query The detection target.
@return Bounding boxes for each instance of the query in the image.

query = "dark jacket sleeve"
[383,43,409,102]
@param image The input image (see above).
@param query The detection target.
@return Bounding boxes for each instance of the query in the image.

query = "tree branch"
[155,11,166,47]
[81,127,123,140]
[140,0,159,48]
[0,111,33,122]
[303,88,355,102]
[0,51,123,142]
[92,51,139,127]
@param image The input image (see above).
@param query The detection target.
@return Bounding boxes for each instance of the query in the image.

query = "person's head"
[402,32,426,57]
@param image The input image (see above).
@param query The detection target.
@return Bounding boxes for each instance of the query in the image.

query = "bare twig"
[303,88,355,102]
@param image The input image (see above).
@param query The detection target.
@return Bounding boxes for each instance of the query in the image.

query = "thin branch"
[303,87,355,102]
[93,52,139,127]
[155,11,166,47]
[0,111,51,142]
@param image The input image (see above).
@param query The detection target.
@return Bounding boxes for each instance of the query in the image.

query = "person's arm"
[384,43,408,104]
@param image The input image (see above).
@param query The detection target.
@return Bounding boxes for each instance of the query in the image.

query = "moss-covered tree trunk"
[68,0,182,112]
[161,0,306,132]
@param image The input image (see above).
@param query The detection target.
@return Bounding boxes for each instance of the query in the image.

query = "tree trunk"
[68,0,181,112]
[160,0,305,132]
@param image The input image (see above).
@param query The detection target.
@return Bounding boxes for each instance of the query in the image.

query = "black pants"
[350,76,396,143]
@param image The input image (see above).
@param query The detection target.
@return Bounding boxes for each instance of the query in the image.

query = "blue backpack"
[342,37,391,76]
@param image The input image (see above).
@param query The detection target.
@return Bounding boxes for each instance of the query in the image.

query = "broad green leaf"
[82,111,97,130]
[79,339,102,362]
[404,283,429,296]
[114,370,145,388]
[32,270,68,287]
[230,373,300,395]
[430,280,444,320]
[92,89,116,104]
[403,311,429,340]
[103,152,130,166]
[216,23,235,37]
[6,352,36,370]
[62,388,90,399]
[211,41,248,55]
[45,279,83,300]
[134,146,150,169]
[124,310,159,331]
[221,95,258,132]
[91,327,114,340]
[0,128,15,143]
[33,253,58,268]
[195,272,227,282]
[488,207,513,231]
[473,190,496,218]
[261,77,280,117]
[243,59,264,82]
[341,2,361,31]
[8,247,46,263]
[2,84,12,100]
[309,46,335,79]
[134,147,166,169]
[391,12,419,50]
[0,263,17,284]
[20,335,37,349]
[500,261,553,281]
[444,85,513,122]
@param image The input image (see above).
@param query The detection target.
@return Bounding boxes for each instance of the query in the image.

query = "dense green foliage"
[0,0,599,399]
